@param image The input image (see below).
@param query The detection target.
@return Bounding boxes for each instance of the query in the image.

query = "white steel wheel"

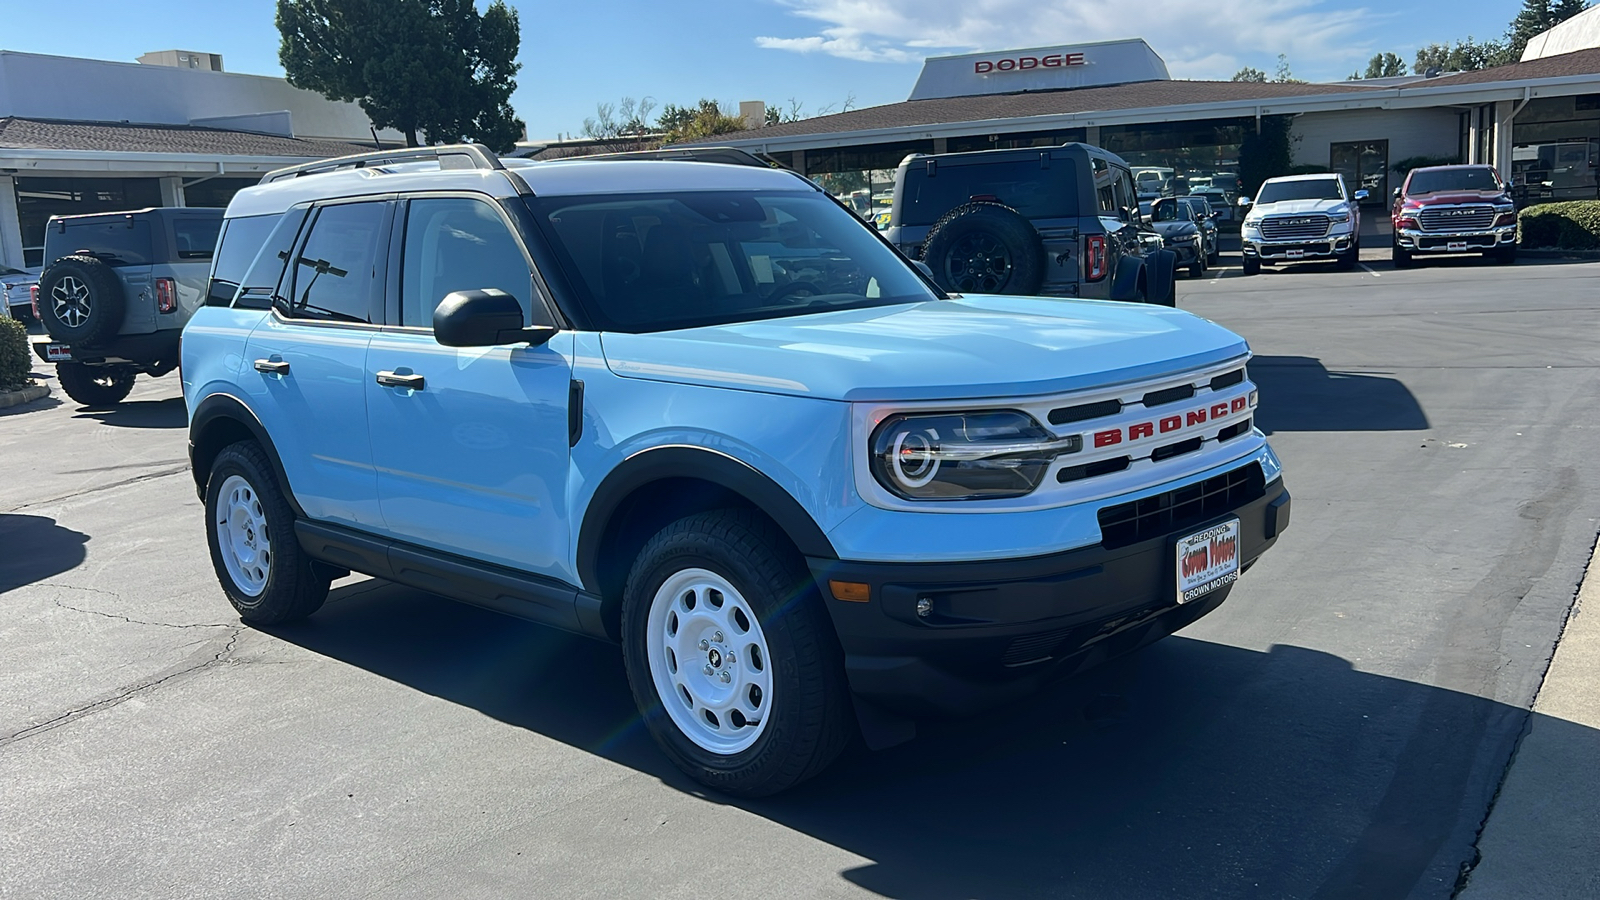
[646,567,774,755]
[215,474,271,597]
[52,276,91,328]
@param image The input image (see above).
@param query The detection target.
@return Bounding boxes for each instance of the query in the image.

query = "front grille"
[1418,205,1495,232]
[1057,456,1131,484]
[1097,463,1265,550]
[1209,369,1244,391]
[1049,398,1123,426]
[1142,384,1195,407]
[1259,215,1330,240]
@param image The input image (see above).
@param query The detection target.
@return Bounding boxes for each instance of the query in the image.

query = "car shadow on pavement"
[1251,355,1428,434]
[0,514,89,592]
[267,579,1568,899]
[71,396,187,429]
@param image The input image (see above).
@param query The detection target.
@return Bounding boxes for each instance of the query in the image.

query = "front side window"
[531,190,938,333]
[286,202,385,323]
[400,198,532,327]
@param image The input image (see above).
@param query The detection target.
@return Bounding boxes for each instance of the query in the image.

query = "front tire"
[204,441,329,625]
[1494,245,1518,265]
[1392,243,1414,269]
[55,362,135,407]
[1242,257,1261,276]
[620,510,852,797]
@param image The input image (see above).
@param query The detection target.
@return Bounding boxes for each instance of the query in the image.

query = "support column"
[932,137,948,154]
[1466,106,1480,164]
[1084,125,1101,147]
[0,176,25,270]
[159,176,186,207]
[1493,100,1517,180]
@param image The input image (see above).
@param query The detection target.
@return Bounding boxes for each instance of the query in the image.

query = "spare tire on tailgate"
[38,255,125,346]
[921,202,1046,295]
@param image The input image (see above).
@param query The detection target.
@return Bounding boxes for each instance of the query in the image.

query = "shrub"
[1518,201,1600,250]
[0,316,31,391]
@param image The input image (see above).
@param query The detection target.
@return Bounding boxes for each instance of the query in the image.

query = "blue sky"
[1,0,1531,139]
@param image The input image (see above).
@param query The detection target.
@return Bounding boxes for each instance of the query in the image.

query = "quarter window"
[400,198,532,327]
[286,202,385,323]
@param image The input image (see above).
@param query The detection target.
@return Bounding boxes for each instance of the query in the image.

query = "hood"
[1404,190,1509,205]
[1151,220,1199,237]
[600,296,1249,403]
[1252,199,1348,216]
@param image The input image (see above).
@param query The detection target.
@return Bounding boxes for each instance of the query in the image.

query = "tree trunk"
[404,128,419,148]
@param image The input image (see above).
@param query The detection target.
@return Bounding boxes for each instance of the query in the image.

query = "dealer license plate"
[1285,249,1305,259]
[1176,519,1241,604]
[1447,241,1468,252]
[45,343,73,362]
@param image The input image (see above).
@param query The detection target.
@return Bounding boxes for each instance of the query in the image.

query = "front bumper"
[1166,241,1201,265]
[1242,231,1354,261]
[808,465,1290,718]
[1396,225,1516,253]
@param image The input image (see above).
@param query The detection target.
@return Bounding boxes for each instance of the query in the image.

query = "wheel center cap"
[707,647,722,668]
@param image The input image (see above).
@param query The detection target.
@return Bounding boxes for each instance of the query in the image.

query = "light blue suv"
[183,145,1290,796]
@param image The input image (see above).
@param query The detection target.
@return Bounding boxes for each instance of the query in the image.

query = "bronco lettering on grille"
[1093,396,1249,448]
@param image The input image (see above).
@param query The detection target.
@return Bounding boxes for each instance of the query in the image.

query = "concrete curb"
[1458,536,1600,899]
[1518,248,1600,260]
[0,383,50,409]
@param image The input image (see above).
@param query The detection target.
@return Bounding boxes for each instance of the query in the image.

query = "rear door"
[363,194,572,578]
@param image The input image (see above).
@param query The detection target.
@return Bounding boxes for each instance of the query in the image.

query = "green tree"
[1238,115,1295,199]
[1413,36,1511,73]
[1363,52,1408,78]
[1231,66,1268,83]
[277,0,526,152]
[1272,53,1304,83]
[657,99,747,144]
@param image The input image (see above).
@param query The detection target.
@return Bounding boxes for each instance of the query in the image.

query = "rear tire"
[204,441,329,625]
[620,509,853,797]
[38,256,125,346]
[1242,257,1261,276]
[55,362,135,407]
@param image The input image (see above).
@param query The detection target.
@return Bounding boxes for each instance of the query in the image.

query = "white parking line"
[1359,264,1381,277]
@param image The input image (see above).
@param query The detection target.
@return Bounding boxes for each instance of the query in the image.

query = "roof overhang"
[0,148,321,177]
[707,72,1600,155]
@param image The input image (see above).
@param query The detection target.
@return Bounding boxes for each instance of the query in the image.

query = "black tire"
[921,202,1046,295]
[204,441,329,625]
[55,362,135,407]
[620,509,853,797]
[1335,245,1358,270]
[37,255,125,346]
[1392,244,1414,269]
[1242,257,1261,276]
[1207,247,1220,266]
[1494,245,1518,265]
[1187,259,1204,278]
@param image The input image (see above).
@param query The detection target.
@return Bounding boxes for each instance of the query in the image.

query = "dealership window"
[15,176,161,268]
[1510,95,1600,204]
[183,177,262,209]
[805,140,934,229]
[945,128,1086,154]
[1099,118,1250,203]
[1331,140,1388,205]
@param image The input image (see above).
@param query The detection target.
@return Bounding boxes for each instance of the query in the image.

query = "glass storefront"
[1331,140,1389,205]
[1100,118,1250,205]
[804,140,934,229]
[1510,95,1600,204]
[15,177,163,267]
[183,177,261,209]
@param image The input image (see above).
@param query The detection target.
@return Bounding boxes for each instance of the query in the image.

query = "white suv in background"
[1239,174,1367,275]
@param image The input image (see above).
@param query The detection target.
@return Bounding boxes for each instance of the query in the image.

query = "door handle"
[375,370,425,390]
[254,358,290,375]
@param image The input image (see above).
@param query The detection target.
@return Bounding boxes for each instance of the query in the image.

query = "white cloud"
[756,0,1385,79]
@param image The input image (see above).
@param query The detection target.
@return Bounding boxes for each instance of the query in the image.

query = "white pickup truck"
[1238,173,1368,275]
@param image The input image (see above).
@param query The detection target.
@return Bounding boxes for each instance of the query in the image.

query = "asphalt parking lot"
[3,253,1599,899]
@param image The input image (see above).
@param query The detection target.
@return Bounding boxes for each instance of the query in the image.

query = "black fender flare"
[574,445,837,595]
[188,392,302,517]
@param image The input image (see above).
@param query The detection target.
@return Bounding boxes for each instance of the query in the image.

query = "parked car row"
[1,265,39,323]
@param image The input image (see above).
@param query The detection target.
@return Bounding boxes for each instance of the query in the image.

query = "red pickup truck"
[1391,164,1518,267]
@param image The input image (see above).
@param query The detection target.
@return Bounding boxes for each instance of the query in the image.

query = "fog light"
[915,597,932,618]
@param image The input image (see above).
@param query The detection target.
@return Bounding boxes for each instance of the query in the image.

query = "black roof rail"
[261,143,504,184]
[573,146,780,168]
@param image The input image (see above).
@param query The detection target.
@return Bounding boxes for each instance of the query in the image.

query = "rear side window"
[46,219,154,268]
[172,217,223,260]
[284,202,386,323]
[208,214,283,305]
[902,158,1078,226]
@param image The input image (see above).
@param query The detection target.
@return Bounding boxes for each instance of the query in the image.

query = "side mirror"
[433,289,554,347]
[1237,197,1253,208]
[1353,189,1370,201]
[912,260,936,281]
[1392,187,1402,200]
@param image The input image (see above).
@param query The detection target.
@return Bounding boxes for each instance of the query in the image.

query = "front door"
[1332,140,1388,206]
[364,195,571,578]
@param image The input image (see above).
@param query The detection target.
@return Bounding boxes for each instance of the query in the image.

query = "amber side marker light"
[829,580,871,602]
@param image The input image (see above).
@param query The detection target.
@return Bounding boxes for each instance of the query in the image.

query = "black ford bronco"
[884,143,1177,305]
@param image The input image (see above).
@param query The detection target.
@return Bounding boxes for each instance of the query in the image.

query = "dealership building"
[704,13,1600,211]
[0,50,395,271]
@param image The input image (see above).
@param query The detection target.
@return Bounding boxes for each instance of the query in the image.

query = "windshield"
[1256,179,1344,204]
[530,190,938,333]
[1152,200,1192,223]
[1407,167,1503,195]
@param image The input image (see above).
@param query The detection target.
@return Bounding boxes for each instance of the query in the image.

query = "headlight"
[1242,218,1261,229]
[1327,211,1351,223]
[1170,233,1199,243]
[870,411,1081,500]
